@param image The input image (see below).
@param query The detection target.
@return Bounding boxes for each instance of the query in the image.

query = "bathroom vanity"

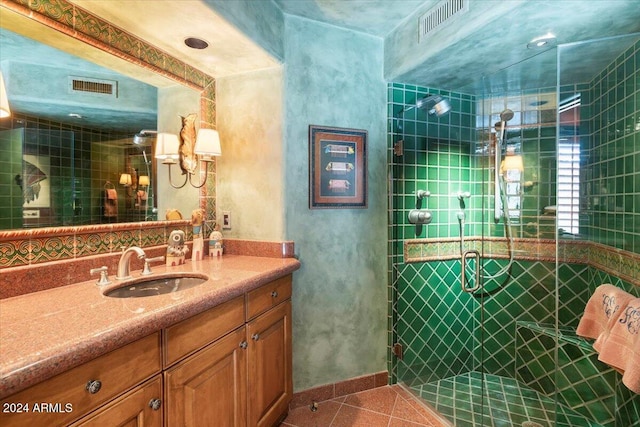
[0,255,299,427]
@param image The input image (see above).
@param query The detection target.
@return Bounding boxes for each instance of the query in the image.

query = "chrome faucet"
[116,246,146,280]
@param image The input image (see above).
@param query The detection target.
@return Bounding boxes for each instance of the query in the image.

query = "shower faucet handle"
[416,190,431,199]
[457,191,471,200]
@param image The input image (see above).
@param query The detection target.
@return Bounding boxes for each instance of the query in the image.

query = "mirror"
[0,27,160,229]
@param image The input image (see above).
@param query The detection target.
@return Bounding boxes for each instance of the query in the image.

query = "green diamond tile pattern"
[396,260,477,386]
[410,372,604,427]
[515,322,617,426]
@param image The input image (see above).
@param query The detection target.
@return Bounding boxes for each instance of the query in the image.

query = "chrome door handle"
[461,250,481,293]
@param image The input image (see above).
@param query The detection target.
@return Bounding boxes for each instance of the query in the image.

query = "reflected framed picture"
[309,125,367,209]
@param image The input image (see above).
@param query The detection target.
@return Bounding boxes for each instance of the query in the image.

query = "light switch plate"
[222,211,231,229]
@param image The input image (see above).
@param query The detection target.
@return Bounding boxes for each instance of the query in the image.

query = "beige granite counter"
[0,255,300,399]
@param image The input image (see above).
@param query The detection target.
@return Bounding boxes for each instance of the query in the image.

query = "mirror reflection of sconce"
[0,71,11,118]
[155,129,222,189]
[138,175,150,187]
[500,154,524,175]
[119,173,132,187]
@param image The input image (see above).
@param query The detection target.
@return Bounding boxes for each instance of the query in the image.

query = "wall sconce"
[119,173,132,187]
[0,71,11,118]
[155,129,222,189]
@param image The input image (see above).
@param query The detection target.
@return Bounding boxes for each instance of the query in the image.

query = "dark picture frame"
[309,125,367,209]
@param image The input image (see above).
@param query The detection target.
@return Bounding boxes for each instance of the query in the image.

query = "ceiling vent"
[68,76,118,98]
[418,0,469,43]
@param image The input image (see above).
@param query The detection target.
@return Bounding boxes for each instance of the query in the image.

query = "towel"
[597,298,640,394]
[106,189,117,200]
[104,188,118,218]
[576,284,635,351]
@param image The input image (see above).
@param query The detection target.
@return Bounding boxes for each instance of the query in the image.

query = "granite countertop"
[0,255,301,399]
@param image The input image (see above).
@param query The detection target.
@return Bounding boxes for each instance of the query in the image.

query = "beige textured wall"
[216,67,284,240]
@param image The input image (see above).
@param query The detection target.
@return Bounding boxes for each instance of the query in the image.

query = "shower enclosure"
[389,34,640,427]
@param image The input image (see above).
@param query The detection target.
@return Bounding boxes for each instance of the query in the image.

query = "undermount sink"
[105,274,208,298]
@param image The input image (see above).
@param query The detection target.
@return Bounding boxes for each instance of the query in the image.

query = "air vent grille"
[419,0,469,42]
[69,76,117,97]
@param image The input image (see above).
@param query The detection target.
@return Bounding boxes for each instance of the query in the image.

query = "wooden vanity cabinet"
[164,275,293,427]
[0,275,293,427]
[70,375,163,427]
[0,332,162,427]
[247,299,292,427]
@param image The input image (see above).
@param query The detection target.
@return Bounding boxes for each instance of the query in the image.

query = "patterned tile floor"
[280,384,451,427]
[410,372,603,427]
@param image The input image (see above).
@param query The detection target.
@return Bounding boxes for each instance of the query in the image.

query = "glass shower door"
[389,83,489,425]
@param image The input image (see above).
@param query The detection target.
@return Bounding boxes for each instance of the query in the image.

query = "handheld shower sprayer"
[494,109,514,222]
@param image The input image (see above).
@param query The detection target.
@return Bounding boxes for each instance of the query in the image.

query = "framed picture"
[309,125,367,209]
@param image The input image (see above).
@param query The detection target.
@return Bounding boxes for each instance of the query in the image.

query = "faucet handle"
[141,256,165,276]
[90,266,112,286]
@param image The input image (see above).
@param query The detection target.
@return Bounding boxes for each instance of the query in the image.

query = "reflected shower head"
[133,130,157,145]
[399,94,452,117]
[500,109,514,122]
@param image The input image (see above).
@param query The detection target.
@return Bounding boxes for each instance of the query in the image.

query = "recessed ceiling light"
[184,37,209,50]
[527,32,557,49]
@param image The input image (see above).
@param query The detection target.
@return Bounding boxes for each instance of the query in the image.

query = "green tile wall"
[584,39,640,254]
[0,113,145,227]
[388,83,476,246]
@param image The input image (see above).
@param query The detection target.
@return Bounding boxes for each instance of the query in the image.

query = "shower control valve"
[408,209,432,225]
[416,190,431,199]
[456,191,471,201]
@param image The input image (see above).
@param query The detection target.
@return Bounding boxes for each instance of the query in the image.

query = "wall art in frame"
[309,125,367,209]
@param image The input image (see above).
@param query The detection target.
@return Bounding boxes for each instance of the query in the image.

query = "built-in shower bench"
[515,321,617,426]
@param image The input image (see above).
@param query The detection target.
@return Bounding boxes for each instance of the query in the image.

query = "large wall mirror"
[1,28,159,229]
[0,8,202,231]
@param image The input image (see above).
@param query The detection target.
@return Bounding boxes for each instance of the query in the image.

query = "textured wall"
[283,16,388,391]
[217,67,285,240]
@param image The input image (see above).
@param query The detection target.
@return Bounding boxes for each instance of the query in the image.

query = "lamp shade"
[194,128,222,160]
[119,173,132,186]
[500,155,525,174]
[154,133,180,161]
[0,72,10,118]
[138,175,150,187]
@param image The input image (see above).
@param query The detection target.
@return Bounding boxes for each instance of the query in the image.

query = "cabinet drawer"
[246,275,292,320]
[0,332,161,427]
[163,295,245,367]
[70,375,163,426]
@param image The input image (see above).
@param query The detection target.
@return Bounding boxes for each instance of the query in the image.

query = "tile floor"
[280,384,451,427]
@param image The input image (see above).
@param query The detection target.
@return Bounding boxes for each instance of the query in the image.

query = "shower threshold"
[407,372,604,427]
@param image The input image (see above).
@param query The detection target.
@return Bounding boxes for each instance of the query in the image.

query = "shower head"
[500,109,514,122]
[133,130,157,145]
[399,94,452,117]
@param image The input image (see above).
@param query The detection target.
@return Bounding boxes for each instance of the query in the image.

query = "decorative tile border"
[404,237,640,287]
[0,0,208,91]
[0,221,189,268]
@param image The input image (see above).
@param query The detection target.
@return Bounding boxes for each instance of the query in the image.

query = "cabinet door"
[165,326,247,427]
[70,376,163,427]
[247,300,292,427]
